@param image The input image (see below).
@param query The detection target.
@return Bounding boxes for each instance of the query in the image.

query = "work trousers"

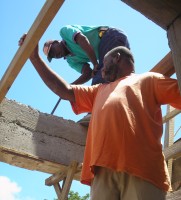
[90,167,166,200]
[92,28,130,85]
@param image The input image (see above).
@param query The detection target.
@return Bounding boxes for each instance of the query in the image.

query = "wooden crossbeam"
[163,109,181,123]
[121,0,181,30]
[45,162,81,186]
[167,16,181,92]
[150,52,175,77]
[164,106,175,180]
[45,161,80,200]
[0,0,65,103]
[121,0,181,93]
[163,140,181,161]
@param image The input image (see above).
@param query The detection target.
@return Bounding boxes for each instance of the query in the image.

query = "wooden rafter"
[121,0,181,30]
[121,0,181,92]
[0,0,64,103]
[150,52,175,77]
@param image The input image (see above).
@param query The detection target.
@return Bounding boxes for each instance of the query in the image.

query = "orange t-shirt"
[71,72,181,191]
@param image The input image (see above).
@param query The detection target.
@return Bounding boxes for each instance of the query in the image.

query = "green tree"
[54,190,90,200]
[68,191,89,200]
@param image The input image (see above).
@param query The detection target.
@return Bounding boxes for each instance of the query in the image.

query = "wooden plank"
[60,161,78,200]
[164,106,175,180]
[150,52,175,77]
[163,109,181,123]
[121,0,181,93]
[0,0,65,103]
[53,183,62,200]
[163,140,181,161]
[164,106,175,148]
[167,17,181,92]
[45,169,68,186]
[0,148,81,181]
[121,0,181,30]
[166,189,181,200]
[45,162,81,186]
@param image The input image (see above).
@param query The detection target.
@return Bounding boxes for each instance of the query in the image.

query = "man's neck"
[62,41,71,56]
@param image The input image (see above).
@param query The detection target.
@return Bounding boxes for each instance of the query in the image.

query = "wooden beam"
[121,0,181,30]
[0,0,64,103]
[45,162,81,186]
[60,161,79,200]
[46,161,79,200]
[163,140,181,161]
[167,16,181,92]
[121,0,181,92]
[54,183,62,200]
[162,109,181,123]
[164,106,175,180]
[150,52,175,77]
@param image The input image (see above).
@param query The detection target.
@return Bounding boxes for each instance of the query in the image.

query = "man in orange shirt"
[19,35,181,199]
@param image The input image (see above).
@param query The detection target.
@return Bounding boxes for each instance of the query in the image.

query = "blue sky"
[1,0,180,199]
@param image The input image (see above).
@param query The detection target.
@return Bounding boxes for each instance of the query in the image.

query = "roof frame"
[0,0,64,103]
[121,0,181,91]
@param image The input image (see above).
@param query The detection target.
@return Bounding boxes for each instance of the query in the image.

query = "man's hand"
[18,33,27,46]
[92,63,99,77]
[18,34,75,102]
[18,33,39,60]
[71,63,92,85]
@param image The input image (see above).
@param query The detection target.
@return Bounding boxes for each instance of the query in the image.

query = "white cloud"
[0,176,21,200]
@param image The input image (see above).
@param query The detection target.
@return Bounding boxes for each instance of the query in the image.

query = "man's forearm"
[71,73,92,85]
[76,33,98,67]
[30,56,75,102]
[71,63,92,85]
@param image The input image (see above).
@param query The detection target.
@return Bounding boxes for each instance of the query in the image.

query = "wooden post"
[45,161,80,200]
[167,16,181,93]
[164,105,175,181]
[150,52,175,77]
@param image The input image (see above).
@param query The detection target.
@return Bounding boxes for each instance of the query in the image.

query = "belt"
[99,27,109,38]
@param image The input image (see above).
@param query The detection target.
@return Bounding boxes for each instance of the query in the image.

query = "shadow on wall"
[0,98,87,174]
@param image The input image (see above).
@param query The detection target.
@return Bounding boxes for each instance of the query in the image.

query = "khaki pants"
[91,167,166,200]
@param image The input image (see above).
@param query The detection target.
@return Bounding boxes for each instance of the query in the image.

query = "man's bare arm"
[75,33,99,73]
[71,63,92,85]
[19,34,75,102]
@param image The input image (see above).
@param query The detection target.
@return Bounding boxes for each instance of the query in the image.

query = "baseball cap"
[43,40,54,62]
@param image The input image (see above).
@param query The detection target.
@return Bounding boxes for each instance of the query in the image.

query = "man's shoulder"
[139,72,164,78]
[131,72,165,84]
[60,25,74,34]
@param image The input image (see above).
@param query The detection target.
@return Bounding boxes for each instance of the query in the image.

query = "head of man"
[43,40,69,62]
[102,46,135,82]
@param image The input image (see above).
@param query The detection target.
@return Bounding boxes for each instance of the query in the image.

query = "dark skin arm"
[19,34,75,102]
[75,32,99,76]
[71,63,92,85]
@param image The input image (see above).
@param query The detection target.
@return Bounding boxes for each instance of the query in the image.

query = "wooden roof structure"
[0,0,181,199]
[121,0,181,90]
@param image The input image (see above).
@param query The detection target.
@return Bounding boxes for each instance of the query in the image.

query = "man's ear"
[114,52,121,63]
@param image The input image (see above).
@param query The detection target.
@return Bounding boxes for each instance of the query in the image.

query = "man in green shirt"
[43,25,130,85]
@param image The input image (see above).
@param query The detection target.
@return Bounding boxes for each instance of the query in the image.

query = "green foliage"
[53,190,90,200]
[68,190,89,200]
